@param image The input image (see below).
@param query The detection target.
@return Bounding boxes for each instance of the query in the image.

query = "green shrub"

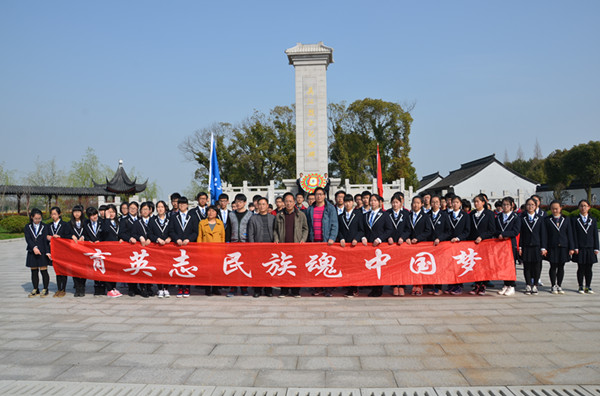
[0,216,29,233]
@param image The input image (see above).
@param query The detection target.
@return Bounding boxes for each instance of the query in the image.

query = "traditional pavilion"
[93,160,147,197]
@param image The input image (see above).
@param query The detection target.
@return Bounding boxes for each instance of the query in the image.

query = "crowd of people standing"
[23,187,599,299]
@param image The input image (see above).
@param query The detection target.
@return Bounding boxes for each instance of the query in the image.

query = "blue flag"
[209,134,222,205]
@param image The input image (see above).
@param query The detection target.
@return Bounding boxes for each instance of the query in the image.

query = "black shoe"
[206,290,213,296]
[253,292,261,298]
[368,290,382,297]
[128,290,136,297]
[266,292,273,297]
[140,288,149,298]
[212,288,221,296]
[241,287,249,296]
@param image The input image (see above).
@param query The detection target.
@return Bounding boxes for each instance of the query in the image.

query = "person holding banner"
[69,205,87,297]
[169,196,198,298]
[101,204,124,298]
[427,195,450,296]
[364,194,392,297]
[495,196,521,296]
[47,206,72,297]
[248,197,275,298]
[445,195,471,295]
[130,202,155,298]
[149,200,172,298]
[198,205,226,296]
[386,192,409,297]
[84,207,106,297]
[404,195,432,296]
[274,192,308,298]
[338,193,366,298]
[227,193,253,297]
[468,194,497,295]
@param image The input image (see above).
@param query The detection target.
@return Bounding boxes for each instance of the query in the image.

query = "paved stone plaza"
[1,238,599,389]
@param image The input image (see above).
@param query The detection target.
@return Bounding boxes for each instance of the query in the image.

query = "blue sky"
[1,1,599,199]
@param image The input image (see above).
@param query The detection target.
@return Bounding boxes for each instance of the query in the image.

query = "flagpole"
[209,133,214,203]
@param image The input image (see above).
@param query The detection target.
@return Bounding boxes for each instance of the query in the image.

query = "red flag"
[376,143,384,198]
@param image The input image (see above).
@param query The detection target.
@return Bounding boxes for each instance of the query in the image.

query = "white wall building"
[425,154,539,206]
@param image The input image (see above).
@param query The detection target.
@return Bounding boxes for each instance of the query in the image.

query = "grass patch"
[0,233,23,240]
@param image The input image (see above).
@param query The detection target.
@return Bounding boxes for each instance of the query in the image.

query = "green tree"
[563,141,600,202]
[67,147,113,188]
[25,157,66,186]
[329,99,418,187]
[181,106,296,187]
[544,149,572,202]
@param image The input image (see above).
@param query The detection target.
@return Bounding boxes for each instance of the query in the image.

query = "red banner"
[51,239,516,286]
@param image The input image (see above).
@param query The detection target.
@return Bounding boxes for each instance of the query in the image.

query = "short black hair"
[196,191,208,200]
[314,187,325,195]
[218,193,229,201]
[344,194,354,202]
[283,192,295,201]
[178,196,189,204]
[234,193,247,202]
[252,194,262,202]
[86,207,98,217]
[296,192,304,197]
[362,190,372,198]
[98,205,107,211]
[335,190,346,198]
[170,192,181,200]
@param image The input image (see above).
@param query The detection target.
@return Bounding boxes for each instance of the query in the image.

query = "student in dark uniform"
[338,193,366,298]
[572,199,599,294]
[445,195,471,295]
[100,204,123,298]
[495,196,521,296]
[169,192,181,218]
[544,200,574,294]
[129,201,154,298]
[364,194,392,297]
[467,194,497,295]
[168,196,199,298]
[404,195,433,296]
[385,192,409,296]
[148,200,172,298]
[217,193,232,243]
[119,202,129,219]
[47,206,72,297]
[84,207,106,296]
[428,195,450,295]
[191,191,209,223]
[24,208,51,298]
[119,202,142,297]
[519,198,547,295]
[69,205,87,297]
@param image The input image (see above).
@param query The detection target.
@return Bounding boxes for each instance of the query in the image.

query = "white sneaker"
[163,289,170,298]
[504,286,515,296]
[525,285,532,295]
[551,285,559,294]
[497,286,508,295]
[557,286,565,294]
[157,290,164,298]
[532,285,538,294]
[538,279,544,286]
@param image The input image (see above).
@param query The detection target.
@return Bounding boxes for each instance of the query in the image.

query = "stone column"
[285,42,333,177]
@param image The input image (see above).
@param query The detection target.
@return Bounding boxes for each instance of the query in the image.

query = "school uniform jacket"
[48,220,72,241]
[101,218,121,241]
[364,209,393,243]
[519,213,547,249]
[468,209,497,241]
[385,208,410,242]
[118,215,139,241]
[131,217,152,241]
[83,219,103,242]
[428,210,450,242]
[544,215,574,250]
[169,211,199,242]
[495,212,521,252]
[190,206,208,223]
[572,215,599,250]
[217,208,232,242]
[25,222,50,267]
[148,215,171,242]
[70,220,85,240]
[337,209,365,243]
[447,210,471,241]
[403,210,432,242]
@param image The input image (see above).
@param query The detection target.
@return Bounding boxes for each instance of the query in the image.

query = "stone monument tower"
[285,42,334,177]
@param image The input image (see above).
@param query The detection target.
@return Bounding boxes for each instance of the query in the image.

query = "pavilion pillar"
[17,194,21,215]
